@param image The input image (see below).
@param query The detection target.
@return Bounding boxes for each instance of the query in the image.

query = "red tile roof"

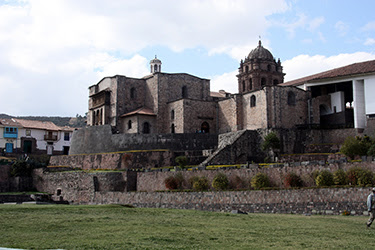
[0,118,21,127]
[281,59,375,86]
[121,107,156,117]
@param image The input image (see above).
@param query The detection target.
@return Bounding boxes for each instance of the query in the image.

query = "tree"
[261,132,280,162]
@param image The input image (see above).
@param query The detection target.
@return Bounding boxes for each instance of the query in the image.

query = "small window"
[261,78,266,86]
[143,122,150,134]
[128,120,132,129]
[171,110,175,120]
[171,123,175,133]
[130,87,136,99]
[250,95,256,107]
[287,91,296,106]
[242,81,246,92]
[64,132,70,141]
[245,65,249,72]
[267,64,271,71]
[249,78,253,90]
[26,129,31,136]
[182,86,188,98]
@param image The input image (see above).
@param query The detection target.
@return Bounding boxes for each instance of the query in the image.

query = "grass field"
[0,204,374,249]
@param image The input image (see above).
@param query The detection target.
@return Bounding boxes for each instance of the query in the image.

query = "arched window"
[261,78,266,86]
[130,87,136,99]
[267,64,271,71]
[154,64,158,72]
[250,95,256,107]
[171,123,175,133]
[182,86,188,98]
[245,65,249,73]
[242,81,246,92]
[249,78,253,90]
[273,79,279,86]
[171,110,175,120]
[287,91,296,106]
[128,120,132,130]
[143,122,150,134]
[201,122,209,133]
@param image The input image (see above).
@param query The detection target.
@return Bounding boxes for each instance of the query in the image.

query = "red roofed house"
[0,118,74,155]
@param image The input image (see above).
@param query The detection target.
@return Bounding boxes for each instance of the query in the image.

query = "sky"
[1,0,375,117]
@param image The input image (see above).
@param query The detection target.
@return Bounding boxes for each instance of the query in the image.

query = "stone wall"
[137,161,375,192]
[92,188,368,215]
[50,150,173,170]
[69,125,218,155]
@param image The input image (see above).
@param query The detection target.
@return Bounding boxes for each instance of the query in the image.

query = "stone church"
[87,40,310,134]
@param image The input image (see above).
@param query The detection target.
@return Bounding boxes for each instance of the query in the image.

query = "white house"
[0,118,74,155]
[282,59,375,130]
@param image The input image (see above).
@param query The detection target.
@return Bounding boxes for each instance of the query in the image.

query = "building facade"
[0,118,73,155]
[87,41,375,135]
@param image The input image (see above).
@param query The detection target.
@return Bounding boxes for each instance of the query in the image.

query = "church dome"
[248,40,274,61]
[150,56,161,64]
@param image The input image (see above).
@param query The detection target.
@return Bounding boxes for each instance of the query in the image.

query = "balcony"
[44,134,58,141]
[4,127,18,139]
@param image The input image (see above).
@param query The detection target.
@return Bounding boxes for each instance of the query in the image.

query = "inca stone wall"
[69,125,218,155]
[137,161,375,192]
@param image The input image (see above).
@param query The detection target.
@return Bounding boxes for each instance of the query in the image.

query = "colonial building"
[0,118,73,155]
[87,41,312,134]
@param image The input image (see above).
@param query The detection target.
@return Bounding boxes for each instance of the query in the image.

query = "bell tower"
[150,55,162,73]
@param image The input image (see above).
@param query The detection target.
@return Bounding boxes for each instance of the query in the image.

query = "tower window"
[267,64,271,71]
[273,79,279,86]
[261,78,266,86]
[250,95,256,107]
[130,87,136,99]
[182,86,188,98]
[242,81,246,92]
[154,64,158,72]
[171,110,175,120]
[128,120,132,129]
[249,78,253,90]
[287,91,296,106]
[245,65,249,73]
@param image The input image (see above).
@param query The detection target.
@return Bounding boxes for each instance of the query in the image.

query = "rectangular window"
[26,129,31,136]
[64,132,70,141]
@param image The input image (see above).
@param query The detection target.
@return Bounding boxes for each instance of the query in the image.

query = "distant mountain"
[0,114,86,128]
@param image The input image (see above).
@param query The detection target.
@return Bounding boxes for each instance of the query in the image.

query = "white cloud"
[210,70,238,93]
[283,52,375,82]
[364,38,375,46]
[0,0,290,116]
[361,21,375,32]
[335,21,349,36]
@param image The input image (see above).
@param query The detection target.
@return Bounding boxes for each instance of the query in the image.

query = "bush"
[164,173,185,190]
[358,169,374,187]
[11,160,32,177]
[175,156,188,169]
[284,173,303,188]
[333,169,348,185]
[315,170,334,187]
[164,176,178,190]
[192,176,209,191]
[261,132,280,151]
[212,173,229,190]
[368,144,375,157]
[340,136,373,159]
[347,167,363,185]
[251,173,270,189]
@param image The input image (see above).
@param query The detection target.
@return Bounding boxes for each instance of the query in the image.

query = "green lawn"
[0,204,374,249]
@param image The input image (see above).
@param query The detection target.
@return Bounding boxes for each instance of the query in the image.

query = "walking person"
[367,188,375,228]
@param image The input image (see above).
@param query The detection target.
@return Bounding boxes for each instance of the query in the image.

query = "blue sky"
[0,0,375,116]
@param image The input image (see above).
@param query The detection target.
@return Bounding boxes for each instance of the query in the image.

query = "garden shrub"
[284,172,303,188]
[261,132,280,151]
[315,170,334,187]
[192,176,209,191]
[11,160,32,177]
[340,136,373,159]
[164,176,178,190]
[164,173,185,190]
[212,173,229,190]
[358,169,374,187]
[368,144,375,157]
[188,176,200,189]
[347,167,363,185]
[230,175,246,190]
[333,169,348,185]
[175,156,188,169]
[251,173,270,189]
